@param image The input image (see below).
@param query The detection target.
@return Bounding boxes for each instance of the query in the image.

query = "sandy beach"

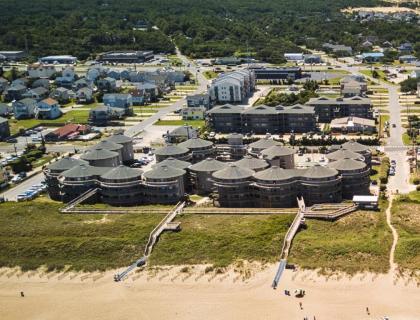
[0,264,419,320]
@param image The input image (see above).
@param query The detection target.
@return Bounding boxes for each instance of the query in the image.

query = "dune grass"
[288,203,392,274]
[0,199,164,271]
[392,192,420,271]
[150,213,295,267]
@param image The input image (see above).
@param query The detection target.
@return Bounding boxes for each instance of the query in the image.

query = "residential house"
[73,78,90,91]
[409,69,420,79]
[76,87,94,104]
[304,55,322,64]
[128,88,145,106]
[55,67,76,88]
[22,87,49,101]
[88,105,125,126]
[361,40,373,49]
[136,82,159,102]
[106,69,121,80]
[0,77,8,93]
[399,55,417,64]
[306,96,373,122]
[51,87,72,104]
[398,42,413,54]
[3,84,27,102]
[11,78,28,87]
[32,78,50,89]
[0,117,10,140]
[103,93,132,115]
[340,75,367,97]
[165,125,198,143]
[359,52,384,63]
[13,98,37,119]
[35,98,62,120]
[187,93,212,109]
[97,77,117,92]
[330,117,376,133]
[181,106,206,120]
[27,64,57,79]
[0,103,12,117]
[45,123,90,141]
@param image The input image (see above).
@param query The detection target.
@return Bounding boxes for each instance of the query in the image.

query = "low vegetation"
[150,214,294,267]
[392,192,420,271]
[289,204,392,274]
[0,199,165,271]
[154,119,205,127]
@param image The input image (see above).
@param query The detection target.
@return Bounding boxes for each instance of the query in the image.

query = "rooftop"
[143,165,185,180]
[260,145,296,159]
[189,158,227,172]
[178,137,213,149]
[101,165,142,180]
[81,148,119,161]
[154,144,189,156]
[254,166,294,181]
[212,163,255,180]
[153,157,191,170]
[235,155,269,171]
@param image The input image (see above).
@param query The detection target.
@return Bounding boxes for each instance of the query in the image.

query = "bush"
[417,185,420,191]
[380,184,387,192]
[413,178,420,185]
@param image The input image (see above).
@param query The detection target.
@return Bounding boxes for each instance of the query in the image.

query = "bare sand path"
[1,265,419,320]
[386,196,399,277]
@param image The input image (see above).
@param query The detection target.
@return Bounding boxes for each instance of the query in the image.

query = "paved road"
[1,170,45,201]
[124,48,209,138]
[323,54,414,193]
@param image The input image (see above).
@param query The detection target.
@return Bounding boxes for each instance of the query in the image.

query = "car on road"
[6,138,18,143]
[392,123,396,128]
[11,175,23,183]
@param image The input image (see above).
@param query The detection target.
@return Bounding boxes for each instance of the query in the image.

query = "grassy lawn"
[288,204,392,274]
[150,214,295,267]
[154,119,205,127]
[32,154,55,168]
[0,199,165,271]
[9,110,90,134]
[402,132,420,145]
[392,192,420,271]
[203,70,218,79]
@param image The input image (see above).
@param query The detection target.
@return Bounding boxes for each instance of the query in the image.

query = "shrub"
[380,184,387,192]
[413,178,420,185]
[417,185,420,191]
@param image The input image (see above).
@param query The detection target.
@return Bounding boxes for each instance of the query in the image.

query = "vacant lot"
[0,199,164,271]
[392,192,420,271]
[150,213,295,267]
[289,205,392,274]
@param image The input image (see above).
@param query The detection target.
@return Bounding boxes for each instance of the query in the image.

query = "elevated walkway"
[304,203,358,220]
[114,201,186,282]
[60,188,99,213]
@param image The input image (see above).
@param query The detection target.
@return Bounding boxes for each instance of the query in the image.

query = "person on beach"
[20,291,24,297]
[299,302,303,309]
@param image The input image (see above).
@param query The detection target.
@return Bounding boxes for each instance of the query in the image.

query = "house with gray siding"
[13,98,37,119]
[0,117,10,140]
[103,93,133,115]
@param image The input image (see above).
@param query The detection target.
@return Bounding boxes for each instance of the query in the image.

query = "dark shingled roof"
[178,137,213,149]
[235,155,269,171]
[81,148,119,161]
[46,157,88,172]
[212,163,255,180]
[326,149,364,161]
[61,164,109,178]
[261,145,295,159]
[143,165,186,180]
[341,141,370,153]
[248,138,280,150]
[106,133,132,144]
[89,140,123,153]
[154,144,189,156]
[302,164,338,179]
[101,165,142,180]
[153,157,191,170]
[189,158,227,172]
[327,158,367,171]
[254,166,294,181]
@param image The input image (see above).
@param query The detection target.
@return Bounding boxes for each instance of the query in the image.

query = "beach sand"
[0,264,419,320]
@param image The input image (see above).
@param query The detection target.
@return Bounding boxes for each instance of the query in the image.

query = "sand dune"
[0,264,419,320]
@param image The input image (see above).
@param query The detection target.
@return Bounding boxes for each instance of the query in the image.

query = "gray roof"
[307,96,371,106]
[46,157,88,171]
[81,148,119,161]
[153,157,191,170]
[234,155,269,171]
[178,137,213,149]
[17,98,37,106]
[212,163,255,180]
[206,104,244,114]
[0,116,8,124]
[169,125,197,137]
[189,158,227,172]
[341,141,370,153]
[143,165,186,180]
[249,138,280,150]
[89,140,123,153]
[154,144,189,156]
[243,105,278,115]
[326,149,364,161]
[107,133,132,144]
[101,165,142,180]
[254,166,294,181]
[261,145,296,159]
[302,165,338,179]
[61,164,109,178]
[327,158,367,171]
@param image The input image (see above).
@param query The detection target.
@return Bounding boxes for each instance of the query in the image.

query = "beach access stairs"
[60,188,99,213]
[114,201,185,282]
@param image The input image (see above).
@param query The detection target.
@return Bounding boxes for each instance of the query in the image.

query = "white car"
[11,175,22,183]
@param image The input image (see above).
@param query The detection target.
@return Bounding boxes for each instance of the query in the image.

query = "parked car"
[11,175,22,183]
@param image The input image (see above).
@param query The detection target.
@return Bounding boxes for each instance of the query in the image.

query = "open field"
[0,199,165,271]
[392,192,420,271]
[289,204,392,274]
[9,110,90,134]
[150,213,294,267]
